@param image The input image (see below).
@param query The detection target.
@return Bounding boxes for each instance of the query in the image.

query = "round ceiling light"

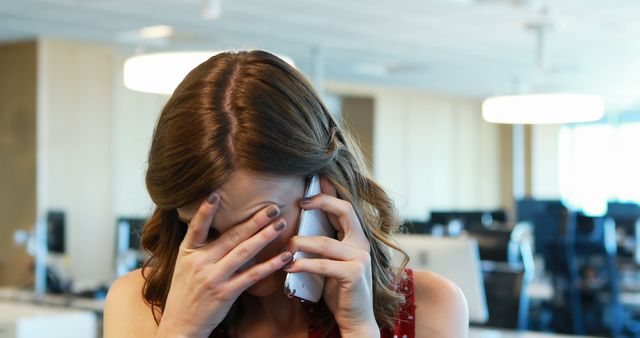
[482,94,605,124]
[123,51,295,95]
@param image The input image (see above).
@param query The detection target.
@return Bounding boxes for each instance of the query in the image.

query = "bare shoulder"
[412,269,469,338]
[104,268,159,338]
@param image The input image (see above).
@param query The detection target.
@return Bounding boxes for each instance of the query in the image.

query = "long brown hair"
[141,50,408,335]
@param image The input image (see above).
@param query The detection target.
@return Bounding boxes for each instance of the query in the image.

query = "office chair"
[545,212,629,337]
[466,222,534,330]
[481,264,527,329]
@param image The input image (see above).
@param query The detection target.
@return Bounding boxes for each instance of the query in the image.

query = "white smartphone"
[284,175,336,303]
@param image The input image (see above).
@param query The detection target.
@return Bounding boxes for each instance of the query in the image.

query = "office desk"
[0,287,104,313]
[0,301,97,338]
[470,327,597,337]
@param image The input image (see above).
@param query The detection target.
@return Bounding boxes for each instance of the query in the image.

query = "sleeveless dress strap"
[381,268,416,338]
[310,268,417,338]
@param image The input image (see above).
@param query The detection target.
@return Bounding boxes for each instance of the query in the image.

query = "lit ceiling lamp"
[483,94,604,124]
[124,0,296,95]
[124,51,218,95]
[124,51,296,95]
[482,9,604,124]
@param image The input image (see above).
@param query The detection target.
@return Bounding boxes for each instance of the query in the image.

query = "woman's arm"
[105,194,294,338]
[104,268,160,338]
[413,270,469,338]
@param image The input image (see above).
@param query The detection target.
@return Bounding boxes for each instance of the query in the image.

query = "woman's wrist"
[339,320,380,338]
[155,321,205,338]
[155,330,200,338]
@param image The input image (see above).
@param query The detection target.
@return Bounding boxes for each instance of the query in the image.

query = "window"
[559,123,640,215]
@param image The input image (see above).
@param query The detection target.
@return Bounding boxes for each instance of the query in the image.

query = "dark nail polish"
[267,205,280,218]
[274,220,286,231]
[207,192,218,205]
[283,260,294,269]
[281,252,293,263]
[299,197,311,205]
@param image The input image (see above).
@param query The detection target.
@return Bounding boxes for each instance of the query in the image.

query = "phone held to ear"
[284,175,336,303]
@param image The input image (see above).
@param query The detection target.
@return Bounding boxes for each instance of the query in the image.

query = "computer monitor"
[115,217,146,276]
[116,217,145,251]
[47,210,66,254]
[606,202,640,261]
[516,199,567,256]
[465,228,513,262]
[607,202,640,221]
[392,234,489,324]
[607,202,640,235]
[401,219,430,234]
[429,210,507,229]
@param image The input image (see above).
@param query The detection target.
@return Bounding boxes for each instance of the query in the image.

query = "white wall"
[38,38,114,286]
[374,92,502,220]
[531,124,562,199]
[37,38,162,286]
[110,53,166,218]
[327,82,504,221]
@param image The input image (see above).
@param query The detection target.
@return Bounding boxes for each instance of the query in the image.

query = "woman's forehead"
[177,170,304,224]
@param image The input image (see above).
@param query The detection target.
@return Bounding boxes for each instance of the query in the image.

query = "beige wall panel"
[531,124,561,199]
[370,88,504,221]
[38,38,115,285]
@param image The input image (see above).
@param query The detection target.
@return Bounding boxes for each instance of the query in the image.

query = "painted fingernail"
[207,192,218,205]
[281,252,293,263]
[283,261,294,270]
[266,205,280,218]
[274,219,286,231]
[299,197,311,205]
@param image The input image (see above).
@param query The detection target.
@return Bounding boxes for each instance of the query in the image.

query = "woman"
[104,50,468,338]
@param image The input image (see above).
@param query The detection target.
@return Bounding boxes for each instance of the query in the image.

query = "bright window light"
[559,122,640,215]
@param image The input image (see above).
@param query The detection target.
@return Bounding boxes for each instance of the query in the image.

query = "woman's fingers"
[318,177,341,236]
[204,204,281,259]
[283,256,371,282]
[298,192,369,251]
[287,235,361,261]
[319,176,338,197]
[300,194,359,232]
[225,251,294,293]
[182,192,220,250]
[217,218,289,278]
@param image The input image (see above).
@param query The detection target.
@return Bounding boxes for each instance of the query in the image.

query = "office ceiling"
[1,0,640,111]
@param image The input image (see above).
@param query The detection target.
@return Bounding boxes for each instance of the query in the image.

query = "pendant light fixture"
[123,51,295,95]
[124,51,217,95]
[482,9,604,124]
[483,94,604,124]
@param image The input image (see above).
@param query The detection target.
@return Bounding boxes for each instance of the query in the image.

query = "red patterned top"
[309,268,416,338]
[211,269,416,338]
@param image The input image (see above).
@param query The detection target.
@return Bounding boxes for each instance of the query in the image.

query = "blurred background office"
[2,1,640,337]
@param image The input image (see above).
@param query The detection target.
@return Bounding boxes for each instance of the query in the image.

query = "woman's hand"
[284,177,380,338]
[156,193,293,338]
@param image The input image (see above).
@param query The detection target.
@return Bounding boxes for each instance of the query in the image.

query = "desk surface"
[0,301,93,320]
[0,287,104,312]
[0,301,97,338]
[470,327,597,338]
